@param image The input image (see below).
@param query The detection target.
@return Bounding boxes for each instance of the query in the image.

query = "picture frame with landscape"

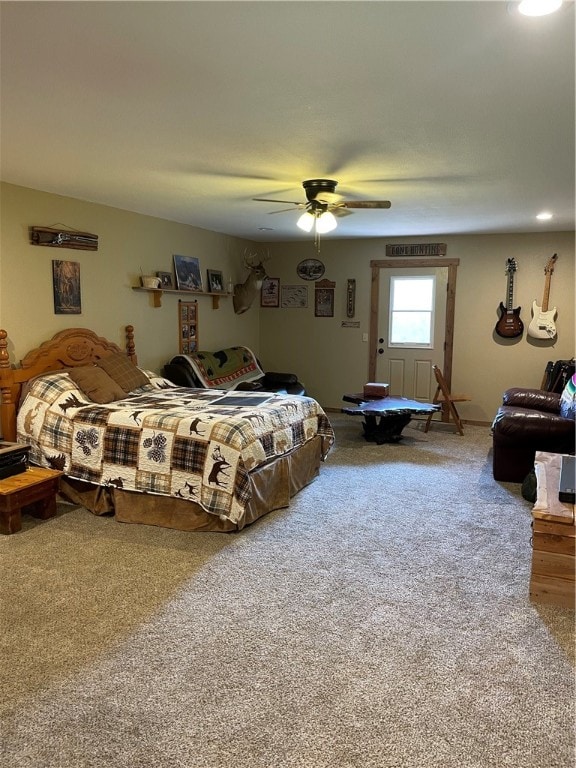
[173,254,203,291]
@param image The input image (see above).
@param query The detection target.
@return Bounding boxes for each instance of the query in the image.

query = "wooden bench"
[0,466,63,534]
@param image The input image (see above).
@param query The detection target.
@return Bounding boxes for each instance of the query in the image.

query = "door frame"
[369,258,460,420]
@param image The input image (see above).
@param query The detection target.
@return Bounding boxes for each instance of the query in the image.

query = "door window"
[388,276,435,348]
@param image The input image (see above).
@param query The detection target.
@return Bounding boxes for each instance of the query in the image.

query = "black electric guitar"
[495,258,524,338]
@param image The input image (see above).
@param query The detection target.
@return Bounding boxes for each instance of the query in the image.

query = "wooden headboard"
[0,325,137,442]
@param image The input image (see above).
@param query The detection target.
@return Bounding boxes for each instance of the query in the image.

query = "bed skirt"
[58,435,323,532]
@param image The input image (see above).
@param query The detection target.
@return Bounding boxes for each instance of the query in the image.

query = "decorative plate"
[296,258,325,281]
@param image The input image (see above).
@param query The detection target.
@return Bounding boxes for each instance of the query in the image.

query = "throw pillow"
[559,373,576,420]
[68,366,127,403]
[96,352,149,393]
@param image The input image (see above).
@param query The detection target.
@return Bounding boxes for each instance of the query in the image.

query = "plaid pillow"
[96,353,149,393]
[68,365,127,403]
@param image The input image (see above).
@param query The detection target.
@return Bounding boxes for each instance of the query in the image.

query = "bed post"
[0,329,18,441]
[125,325,138,364]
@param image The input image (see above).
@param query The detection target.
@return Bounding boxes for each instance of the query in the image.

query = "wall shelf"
[132,287,229,309]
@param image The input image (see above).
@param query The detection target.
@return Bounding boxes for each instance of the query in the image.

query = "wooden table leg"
[0,503,22,534]
[362,413,412,444]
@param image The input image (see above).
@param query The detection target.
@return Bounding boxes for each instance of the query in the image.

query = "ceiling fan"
[253,179,391,234]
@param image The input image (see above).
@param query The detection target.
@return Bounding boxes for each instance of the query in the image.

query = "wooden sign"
[314,278,335,317]
[386,243,447,257]
[30,226,98,251]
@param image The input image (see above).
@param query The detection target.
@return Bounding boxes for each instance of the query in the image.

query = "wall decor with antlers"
[232,249,270,314]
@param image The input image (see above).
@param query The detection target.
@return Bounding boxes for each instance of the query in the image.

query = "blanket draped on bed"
[17,373,334,525]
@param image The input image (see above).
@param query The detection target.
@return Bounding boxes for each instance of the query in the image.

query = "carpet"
[1,417,573,767]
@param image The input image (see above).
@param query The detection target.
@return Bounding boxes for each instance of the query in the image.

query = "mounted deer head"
[232,249,270,314]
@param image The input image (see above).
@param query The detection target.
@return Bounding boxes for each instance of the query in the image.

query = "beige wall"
[0,183,260,374]
[258,234,575,420]
[1,183,574,423]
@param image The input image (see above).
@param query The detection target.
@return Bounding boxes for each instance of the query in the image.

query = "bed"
[0,326,334,532]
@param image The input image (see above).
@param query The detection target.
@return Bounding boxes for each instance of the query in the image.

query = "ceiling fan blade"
[340,200,392,209]
[253,197,301,205]
[267,205,306,214]
[331,207,354,218]
[312,191,342,205]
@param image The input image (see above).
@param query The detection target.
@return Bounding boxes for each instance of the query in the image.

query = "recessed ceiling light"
[518,0,563,16]
[536,211,554,220]
[258,227,274,231]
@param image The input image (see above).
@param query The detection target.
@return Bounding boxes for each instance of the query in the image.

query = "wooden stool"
[0,466,63,534]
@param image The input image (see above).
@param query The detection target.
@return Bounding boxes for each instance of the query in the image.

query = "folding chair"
[424,365,471,436]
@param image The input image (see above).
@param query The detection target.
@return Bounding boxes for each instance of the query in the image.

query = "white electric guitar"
[528,253,558,340]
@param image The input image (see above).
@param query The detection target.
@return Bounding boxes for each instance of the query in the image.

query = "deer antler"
[243,247,270,269]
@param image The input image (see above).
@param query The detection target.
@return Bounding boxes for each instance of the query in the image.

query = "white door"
[376,267,448,400]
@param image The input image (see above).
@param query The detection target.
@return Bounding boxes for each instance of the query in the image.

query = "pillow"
[95,353,149,393]
[68,366,127,403]
[559,374,576,420]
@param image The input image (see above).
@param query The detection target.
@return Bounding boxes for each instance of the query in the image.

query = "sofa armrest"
[261,371,299,386]
[502,387,561,414]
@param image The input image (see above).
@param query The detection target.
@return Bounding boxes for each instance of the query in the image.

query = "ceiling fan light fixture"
[297,211,315,232]
[315,210,337,234]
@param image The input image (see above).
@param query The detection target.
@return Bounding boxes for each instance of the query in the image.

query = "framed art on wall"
[52,259,81,314]
[173,254,203,291]
[261,277,280,307]
[296,258,325,281]
[314,279,336,317]
[281,284,308,308]
[179,299,198,353]
[207,269,224,293]
[157,271,174,289]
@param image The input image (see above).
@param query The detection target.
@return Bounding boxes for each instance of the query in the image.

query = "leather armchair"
[491,388,575,482]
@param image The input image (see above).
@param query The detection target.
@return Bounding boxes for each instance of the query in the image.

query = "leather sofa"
[491,387,575,482]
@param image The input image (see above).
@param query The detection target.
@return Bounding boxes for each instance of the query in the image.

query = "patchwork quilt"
[17,372,334,524]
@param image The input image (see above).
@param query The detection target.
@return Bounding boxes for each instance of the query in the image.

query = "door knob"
[378,348,384,354]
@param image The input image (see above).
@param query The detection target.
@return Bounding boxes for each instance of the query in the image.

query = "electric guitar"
[495,258,523,338]
[528,254,558,340]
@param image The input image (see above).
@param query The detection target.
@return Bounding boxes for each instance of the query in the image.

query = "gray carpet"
[1,417,574,768]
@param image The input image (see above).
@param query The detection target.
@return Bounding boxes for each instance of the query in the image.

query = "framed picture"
[207,269,224,293]
[314,279,335,317]
[261,277,280,307]
[52,259,81,314]
[173,254,203,291]
[157,271,174,289]
[296,258,325,281]
[281,284,308,308]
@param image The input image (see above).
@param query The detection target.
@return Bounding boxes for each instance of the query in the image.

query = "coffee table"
[342,393,440,444]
